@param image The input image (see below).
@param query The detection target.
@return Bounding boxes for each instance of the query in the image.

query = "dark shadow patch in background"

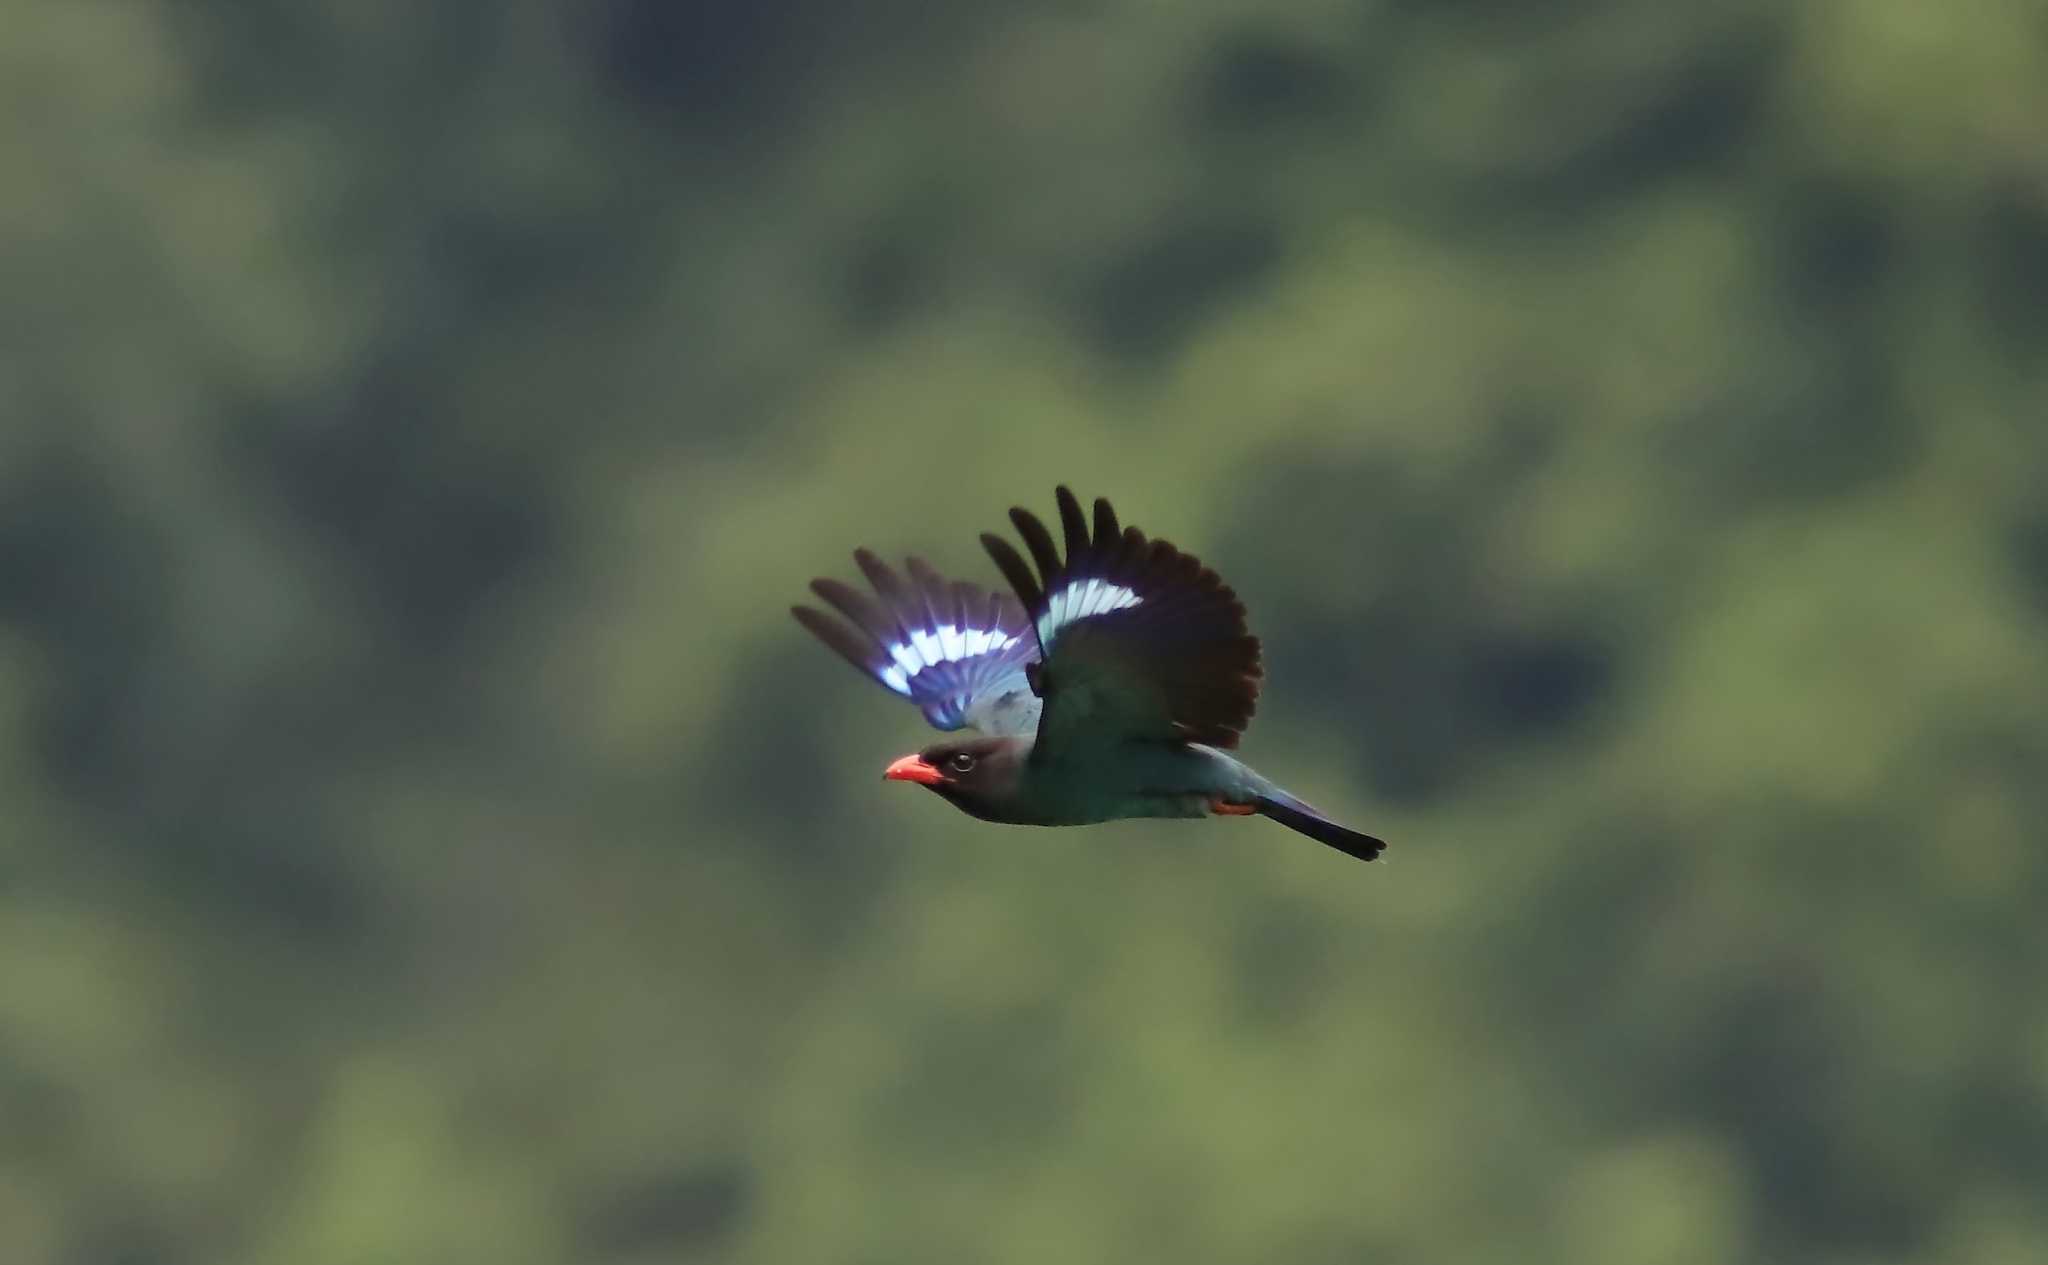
[1195,28,1356,130]
[1080,215,1283,362]
[578,1163,753,1260]
[1225,445,1621,806]
[1977,177,2048,359]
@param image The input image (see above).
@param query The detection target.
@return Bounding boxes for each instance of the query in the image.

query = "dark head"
[881,735,1030,822]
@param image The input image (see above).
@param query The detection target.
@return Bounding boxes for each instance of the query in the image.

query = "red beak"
[882,753,944,785]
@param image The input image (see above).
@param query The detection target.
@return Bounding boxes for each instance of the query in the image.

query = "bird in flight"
[791,487,1385,863]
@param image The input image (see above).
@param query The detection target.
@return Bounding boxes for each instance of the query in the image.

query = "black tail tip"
[1255,796,1386,863]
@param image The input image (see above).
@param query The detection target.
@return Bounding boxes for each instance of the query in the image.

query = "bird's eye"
[948,752,977,774]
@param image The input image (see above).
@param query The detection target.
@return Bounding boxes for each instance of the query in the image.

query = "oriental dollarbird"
[791,487,1385,863]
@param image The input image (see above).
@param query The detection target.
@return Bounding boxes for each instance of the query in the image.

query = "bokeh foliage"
[3,1,2046,1262]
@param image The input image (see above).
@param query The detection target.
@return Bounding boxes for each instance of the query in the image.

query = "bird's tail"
[1255,790,1386,863]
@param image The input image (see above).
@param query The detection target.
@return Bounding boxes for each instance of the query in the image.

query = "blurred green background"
[5,1,2047,1262]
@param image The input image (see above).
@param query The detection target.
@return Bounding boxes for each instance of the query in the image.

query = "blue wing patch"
[873,617,1030,728]
[793,552,1036,731]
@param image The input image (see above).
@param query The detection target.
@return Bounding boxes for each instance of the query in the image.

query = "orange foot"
[1209,799,1257,816]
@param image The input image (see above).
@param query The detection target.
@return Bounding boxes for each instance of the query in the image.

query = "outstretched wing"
[792,550,1039,732]
[980,487,1262,758]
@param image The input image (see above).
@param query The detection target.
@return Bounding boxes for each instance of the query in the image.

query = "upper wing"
[792,550,1038,733]
[980,487,1262,757]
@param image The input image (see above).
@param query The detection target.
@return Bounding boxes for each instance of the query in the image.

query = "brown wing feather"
[986,486,1263,752]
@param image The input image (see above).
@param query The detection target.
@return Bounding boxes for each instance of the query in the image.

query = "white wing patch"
[1037,578,1141,646]
[877,622,1023,696]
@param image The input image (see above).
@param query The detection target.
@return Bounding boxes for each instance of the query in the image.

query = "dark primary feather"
[855,550,916,635]
[1060,490,1092,566]
[1010,505,1064,600]
[980,532,1044,621]
[983,486,1263,752]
